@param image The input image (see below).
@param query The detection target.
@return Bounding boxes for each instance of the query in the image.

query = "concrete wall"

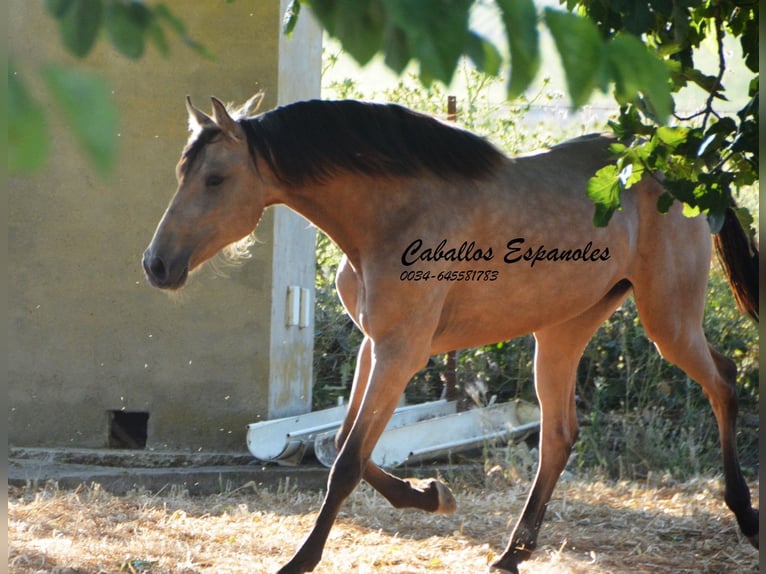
[8,1,321,451]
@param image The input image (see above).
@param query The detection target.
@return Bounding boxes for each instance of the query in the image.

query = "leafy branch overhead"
[286,0,758,232]
[11,0,758,237]
[10,0,209,176]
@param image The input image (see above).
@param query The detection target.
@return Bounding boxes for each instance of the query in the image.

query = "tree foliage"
[14,1,758,233]
[579,0,758,231]
[9,0,210,176]
[287,0,758,231]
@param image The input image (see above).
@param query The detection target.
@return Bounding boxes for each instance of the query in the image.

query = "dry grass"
[9,473,759,574]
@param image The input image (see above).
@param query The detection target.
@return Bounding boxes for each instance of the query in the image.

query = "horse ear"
[186,95,214,131]
[240,92,265,117]
[210,96,240,140]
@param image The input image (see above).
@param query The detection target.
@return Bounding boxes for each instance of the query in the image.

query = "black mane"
[240,100,505,187]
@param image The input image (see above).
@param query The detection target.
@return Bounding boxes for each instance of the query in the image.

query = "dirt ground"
[9,473,759,574]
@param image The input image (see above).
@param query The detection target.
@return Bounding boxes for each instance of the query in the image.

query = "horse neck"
[274,173,409,268]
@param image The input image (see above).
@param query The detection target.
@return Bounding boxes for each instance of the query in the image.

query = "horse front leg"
[492,289,626,573]
[333,260,457,513]
[337,337,457,514]
[491,338,579,573]
[277,339,429,574]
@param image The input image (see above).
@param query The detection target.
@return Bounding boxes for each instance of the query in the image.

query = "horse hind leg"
[633,286,759,547]
[707,346,759,547]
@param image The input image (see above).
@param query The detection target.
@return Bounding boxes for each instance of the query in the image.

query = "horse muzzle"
[142,249,189,290]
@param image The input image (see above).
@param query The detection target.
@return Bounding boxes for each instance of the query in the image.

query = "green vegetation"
[313,68,759,480]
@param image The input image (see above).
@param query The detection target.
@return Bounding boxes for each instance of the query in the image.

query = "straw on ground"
[9,472,758,574]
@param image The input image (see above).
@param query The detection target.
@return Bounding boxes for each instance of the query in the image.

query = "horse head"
[142,94,265,289]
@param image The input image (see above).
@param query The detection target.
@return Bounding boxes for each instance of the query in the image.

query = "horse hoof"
[487,561,519,574]
[431,480,457,514]
[743,507,759,548]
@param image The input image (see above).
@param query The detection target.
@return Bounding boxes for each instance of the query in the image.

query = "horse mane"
[239,100,505,187]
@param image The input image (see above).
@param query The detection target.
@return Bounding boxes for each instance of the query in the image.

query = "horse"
[142,95,759,573]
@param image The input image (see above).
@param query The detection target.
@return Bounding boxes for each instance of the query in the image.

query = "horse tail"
[713,201,759,323]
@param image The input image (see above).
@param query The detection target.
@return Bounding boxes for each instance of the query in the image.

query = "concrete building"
[9,1,321,451]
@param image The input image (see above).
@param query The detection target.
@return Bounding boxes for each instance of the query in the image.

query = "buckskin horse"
[142,95,759,573]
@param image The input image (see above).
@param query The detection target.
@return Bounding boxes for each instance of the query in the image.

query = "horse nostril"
[144,253,167,283]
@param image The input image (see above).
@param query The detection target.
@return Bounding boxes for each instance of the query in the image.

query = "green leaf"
[696,133,717,158]
[655,126,688,149]
[105,1,153,59]
[682,68,726,99]
[649,0,673,19]
[608,104,652,139]
[146,16,169,57]
[384,0,471,85]
[58,0,103,58]
[154,3,214,59]
[282,0,301,36]
[622,1,652,35]
[45,0,75,18]
[740,14,758,73]
[618,159,644,188]
[656,192,674,213]
[664,179,698,207]
[9,66,49,173]
[306,0,385,67]
[587,164,621,226]
[332,0,388,66]
[544,8,605,108]
[382,24,410,73]
[607,34,672,123]
[732,206,754,236]
[607,36,647,104]
[682,202,700,218]
[608,141,627,155]
[592,201,617,228]
[464,32,501,77]
[497,0,540,99]
[43,65,118,177]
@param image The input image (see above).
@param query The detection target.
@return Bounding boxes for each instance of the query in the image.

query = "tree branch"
[701,11,727,132]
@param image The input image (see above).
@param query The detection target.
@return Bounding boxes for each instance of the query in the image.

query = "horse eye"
[205,174,224,187]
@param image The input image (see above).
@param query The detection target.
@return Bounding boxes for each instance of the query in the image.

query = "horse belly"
[429,261,624,353]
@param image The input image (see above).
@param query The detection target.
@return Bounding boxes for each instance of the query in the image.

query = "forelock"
[178,127,222,177]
